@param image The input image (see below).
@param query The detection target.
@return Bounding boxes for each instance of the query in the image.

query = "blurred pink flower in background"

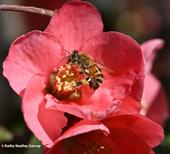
[141,39,169,127]
[116,0,161,39]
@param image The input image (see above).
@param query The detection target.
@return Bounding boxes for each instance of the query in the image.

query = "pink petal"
[104,114,164,148]
[141,39,169,126]
[116,66,144,114]
[146,86,169,127]
[130,68,145,102]
[115,96,141,114]
[46,132,113,154]
[38,101,67,145]
[45,94,92,119]
[141,39,164,61]
[46,80,128,120]
[45,1,103,51]
[47,120,110,154]
[141,39,164,73]
[82,32,144,110]
[108,128,151,154]
[82,32,143,75]
[144,74,161,109]
[3,30,64,95]
[45,93,115,120]
[47,133,151,154]
[47,119,153,154]
[22,75,67,147]
[57,120,110,142]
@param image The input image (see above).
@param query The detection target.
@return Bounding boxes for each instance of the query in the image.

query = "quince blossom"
[3,1,163,150]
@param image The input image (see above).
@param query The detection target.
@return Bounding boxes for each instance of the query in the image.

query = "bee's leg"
[84,69,90,76]
[80,79,89,85]
[74,79,89,87]
[75,81,83,87]
[86,77,91,82]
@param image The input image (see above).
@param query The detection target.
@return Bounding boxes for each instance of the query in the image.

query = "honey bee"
[66,50,111,90]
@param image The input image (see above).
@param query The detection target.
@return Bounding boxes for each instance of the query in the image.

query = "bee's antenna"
[58,49,70,64]
[64,49,71,56]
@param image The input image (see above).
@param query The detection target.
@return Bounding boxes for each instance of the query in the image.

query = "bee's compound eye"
[73,50,78,53]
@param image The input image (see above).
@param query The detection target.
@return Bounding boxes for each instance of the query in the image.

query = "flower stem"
[0,4,55,17]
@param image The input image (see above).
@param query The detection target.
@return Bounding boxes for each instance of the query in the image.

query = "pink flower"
[3,1,144,147]
[140,39,169,126]
[46,114,163,154]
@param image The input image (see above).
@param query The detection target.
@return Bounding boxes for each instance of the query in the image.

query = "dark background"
[0,0,170,153]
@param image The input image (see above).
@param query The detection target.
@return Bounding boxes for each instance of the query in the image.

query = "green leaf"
[163,133,170,149]
[0,126,13,143]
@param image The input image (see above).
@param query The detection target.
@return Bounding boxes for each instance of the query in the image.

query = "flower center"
[46,50,104,101]
[46,64,84,101]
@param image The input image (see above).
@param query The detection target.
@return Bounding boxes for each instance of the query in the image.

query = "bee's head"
[72,50,78,54]
[68,50,79,63]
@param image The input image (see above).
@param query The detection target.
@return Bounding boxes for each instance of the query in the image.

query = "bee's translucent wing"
[92,60,115,74]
